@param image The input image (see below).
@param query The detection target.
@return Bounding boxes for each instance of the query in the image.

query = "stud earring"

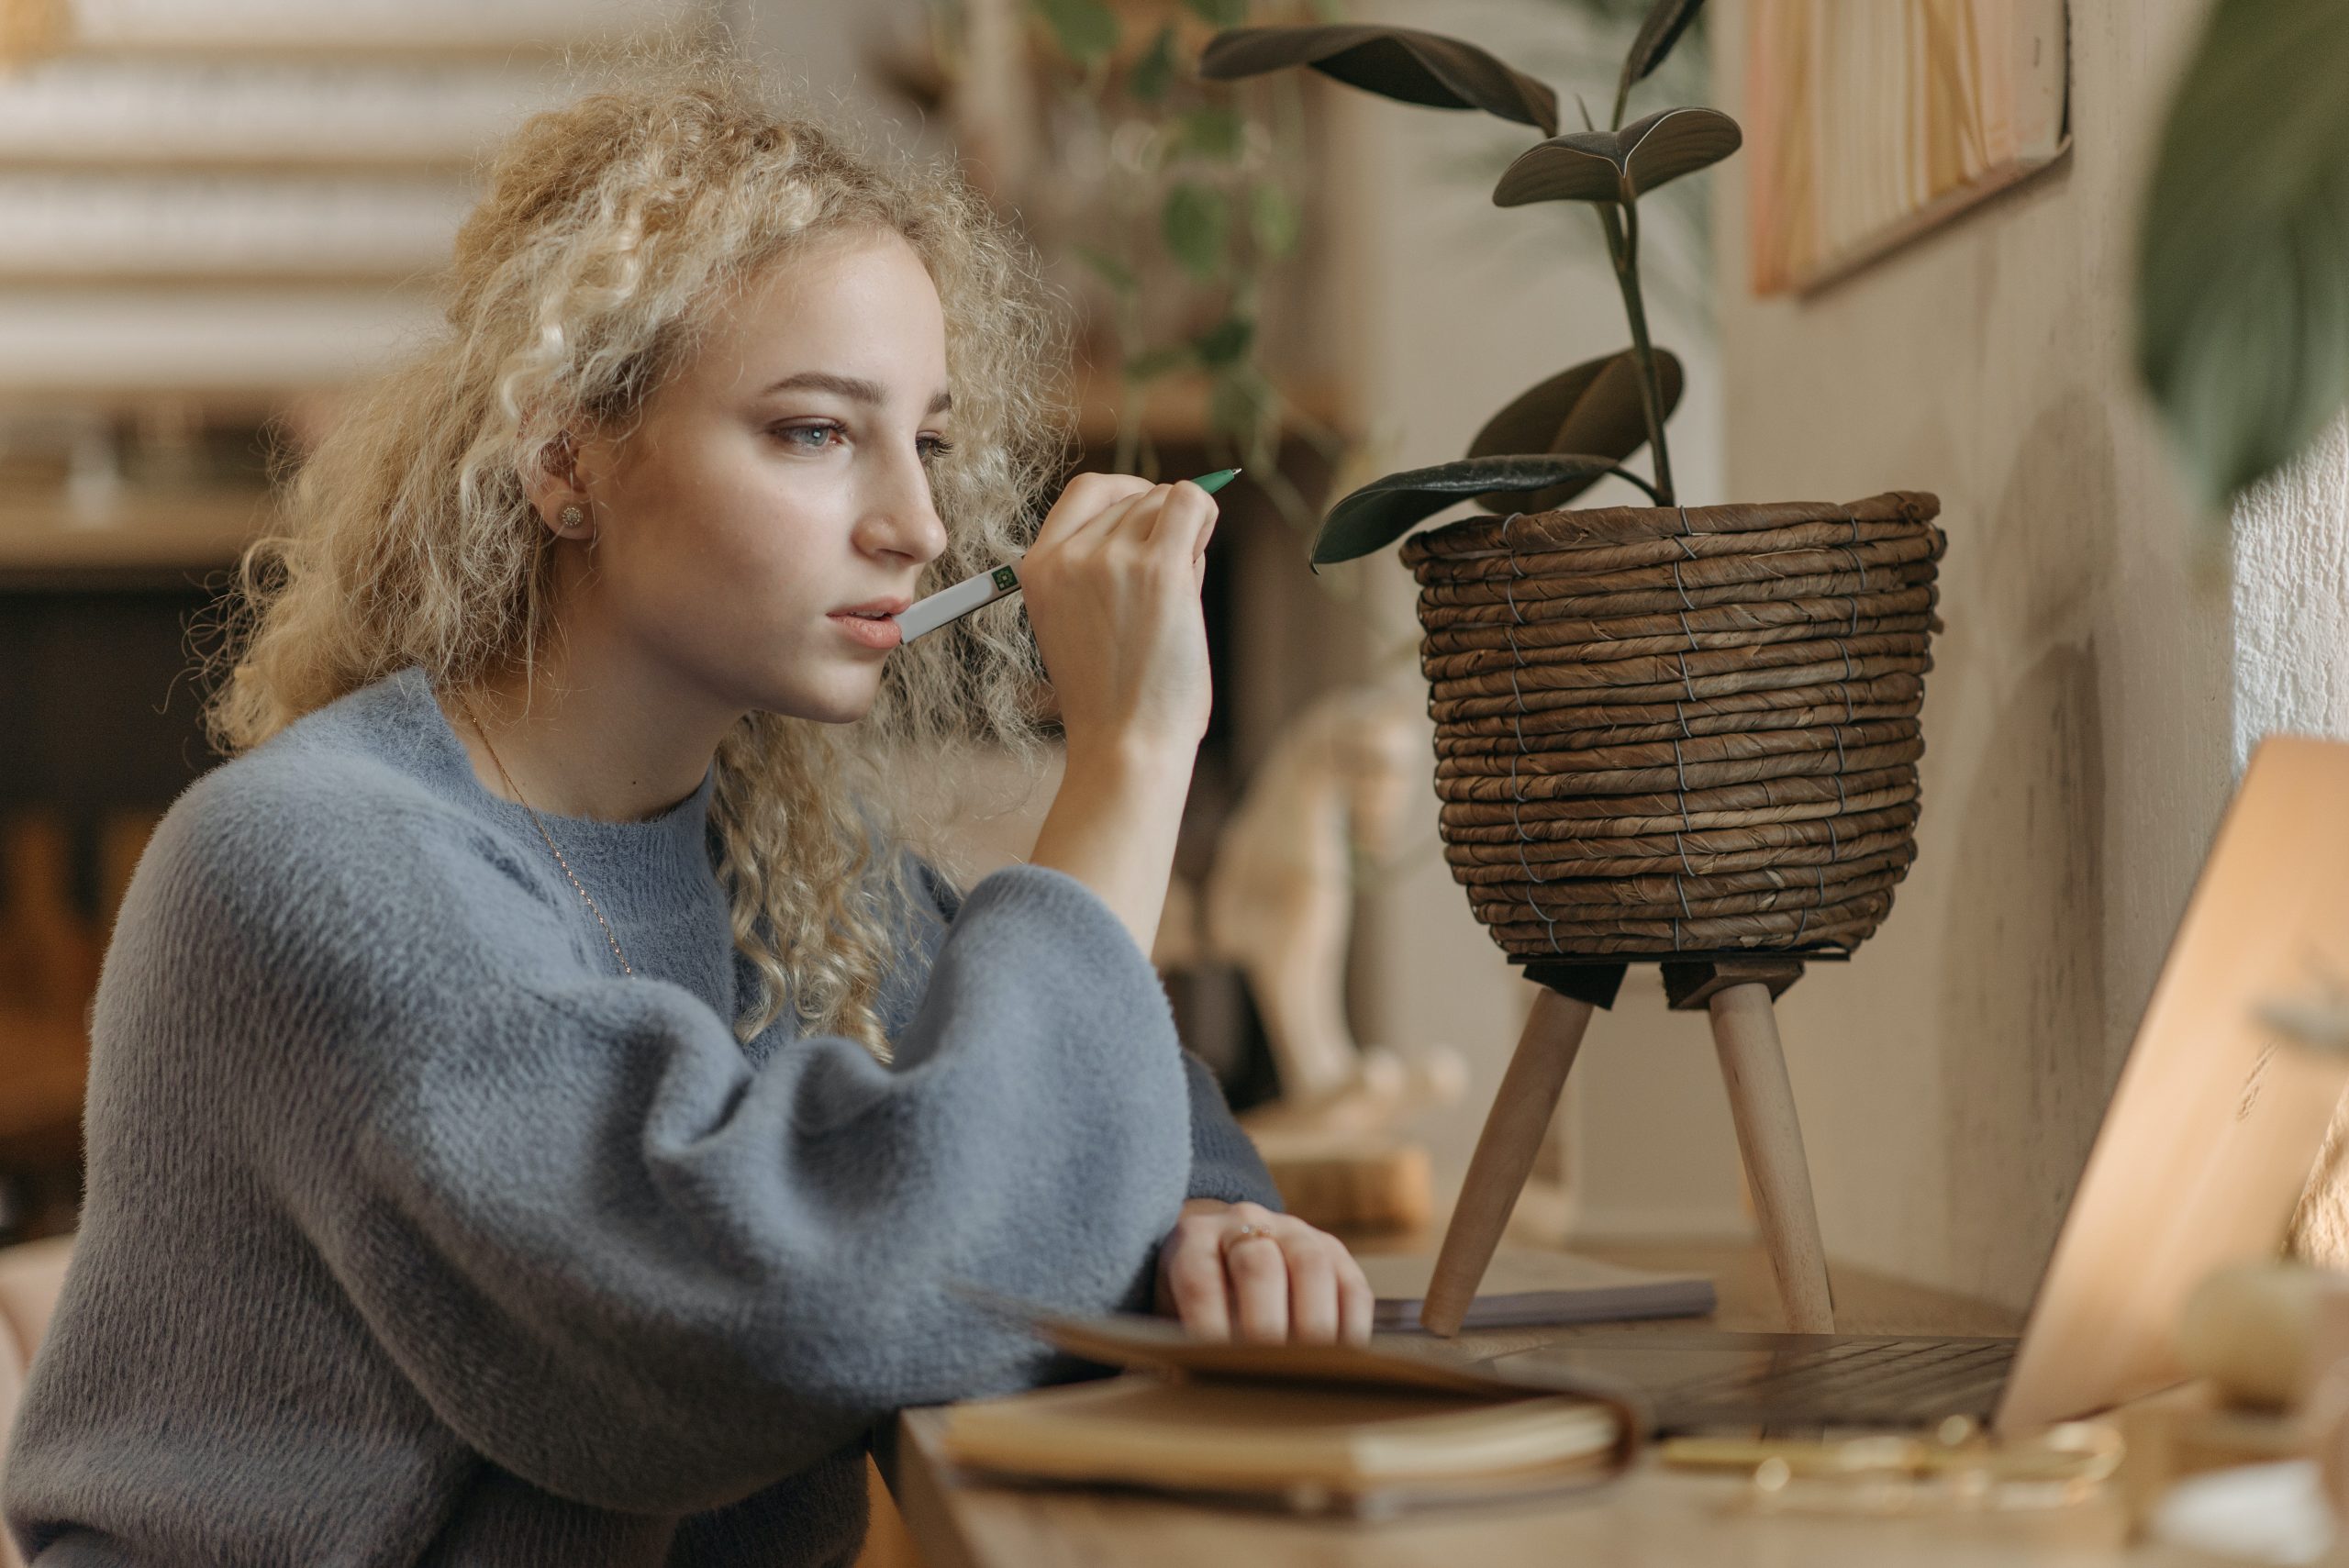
[558,504,585,532]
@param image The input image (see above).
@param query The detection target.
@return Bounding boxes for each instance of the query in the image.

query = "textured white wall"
[2234,419,2349,767]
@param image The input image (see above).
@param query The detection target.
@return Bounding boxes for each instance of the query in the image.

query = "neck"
[444,638,738,824]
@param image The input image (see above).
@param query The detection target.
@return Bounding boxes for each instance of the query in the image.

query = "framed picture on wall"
[1746,0,2070,295]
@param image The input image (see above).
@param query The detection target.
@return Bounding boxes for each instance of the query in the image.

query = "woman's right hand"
[1016,473,1220,757]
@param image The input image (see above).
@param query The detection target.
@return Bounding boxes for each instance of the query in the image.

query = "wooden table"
[877,1240,2227,1568]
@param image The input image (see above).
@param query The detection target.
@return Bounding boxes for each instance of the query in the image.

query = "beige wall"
[1713,0,2237,1308]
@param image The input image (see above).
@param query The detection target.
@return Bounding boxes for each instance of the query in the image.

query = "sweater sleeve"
[1178,1052,1282,1208]
[907,857,1278,1211]
[140,765,1195,1517]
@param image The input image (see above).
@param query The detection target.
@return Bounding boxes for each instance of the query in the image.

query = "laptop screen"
[1997,735,2349,1432]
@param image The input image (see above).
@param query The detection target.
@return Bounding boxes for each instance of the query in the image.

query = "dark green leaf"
[1250,182,1302,257]
[1161,182,1230,279]
[1494,106,1740,206]
[1182,0,1249,26]
[1193,315,1256,366]
[1130,22,1177,103]
[2137,0,2349,504]
[1033,0,1119,64]
[1199,25,1558,137]
[1620,106,1740,193]
[1310,455,1654,564]
[1493,130,1621,205]
[1178,105,1245,161]
[1620,0,1705,94]
[1074,244,1138,294]
[1467,348,1684,508]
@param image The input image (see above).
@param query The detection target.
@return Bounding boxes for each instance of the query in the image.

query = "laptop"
[1482,735,2349,1435]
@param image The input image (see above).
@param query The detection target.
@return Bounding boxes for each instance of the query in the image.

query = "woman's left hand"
[1152,1198,1375,1345]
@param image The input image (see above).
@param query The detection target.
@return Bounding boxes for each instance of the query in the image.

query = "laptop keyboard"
[1664,1338,2016,1416]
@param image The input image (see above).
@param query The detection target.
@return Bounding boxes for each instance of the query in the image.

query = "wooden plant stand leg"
[1664,959,1836,1334]
[1419,965,1623,1337]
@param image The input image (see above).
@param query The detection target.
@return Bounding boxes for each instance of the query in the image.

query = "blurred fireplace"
[1,563,223,1241]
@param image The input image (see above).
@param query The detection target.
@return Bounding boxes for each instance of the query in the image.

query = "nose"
[855,449,950,570]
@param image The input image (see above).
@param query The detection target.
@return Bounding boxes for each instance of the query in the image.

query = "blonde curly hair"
[199,51,1068,1057]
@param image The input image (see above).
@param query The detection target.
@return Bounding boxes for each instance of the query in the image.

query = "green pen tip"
[1191,467,1241,495]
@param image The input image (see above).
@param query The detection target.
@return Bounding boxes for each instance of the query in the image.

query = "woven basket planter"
[1401,491,1944,962]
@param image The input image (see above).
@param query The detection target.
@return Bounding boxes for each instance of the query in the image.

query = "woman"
[3,58,1372,1568]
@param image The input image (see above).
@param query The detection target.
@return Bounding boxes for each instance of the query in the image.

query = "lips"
[831,597,912,618]
[827,606,896,648]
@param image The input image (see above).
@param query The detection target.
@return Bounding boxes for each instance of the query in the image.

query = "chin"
[751,677,883,728]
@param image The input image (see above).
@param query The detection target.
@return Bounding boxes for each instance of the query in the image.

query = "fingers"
[1141,479,1219,551]
[1226,1231,1290,1342]
[1039,473,1219,562]
[1157,1207,1234,1342]
[1213,1208,1340,1346]
[1155,1205,1371,1348]
[1154,490,1220,598]
[1033,472,1154,551]
[1270,1225,1370,1346]
[1336,1249,1375,1347]
[1284,1237,1340,1344]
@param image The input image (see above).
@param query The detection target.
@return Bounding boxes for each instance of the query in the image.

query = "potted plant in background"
[2134,0,2349,512]
[1199,0,1946,1337]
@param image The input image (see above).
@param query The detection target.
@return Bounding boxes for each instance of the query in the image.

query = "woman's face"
[566,225,953,726]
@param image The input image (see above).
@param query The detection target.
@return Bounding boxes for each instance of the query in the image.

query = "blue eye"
[772,421,842,450]
[918,435,954,462]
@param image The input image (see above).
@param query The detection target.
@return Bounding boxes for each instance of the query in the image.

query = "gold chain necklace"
[456,691,634,977]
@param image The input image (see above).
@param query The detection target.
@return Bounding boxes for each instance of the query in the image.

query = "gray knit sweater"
[3,664,1277,1567]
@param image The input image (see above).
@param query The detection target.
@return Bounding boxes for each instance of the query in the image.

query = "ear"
[520,429,596,539]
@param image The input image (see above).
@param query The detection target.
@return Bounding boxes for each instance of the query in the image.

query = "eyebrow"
[760,371,952,417]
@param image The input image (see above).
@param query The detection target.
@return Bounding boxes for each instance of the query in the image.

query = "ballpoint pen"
[892,468,1241,642]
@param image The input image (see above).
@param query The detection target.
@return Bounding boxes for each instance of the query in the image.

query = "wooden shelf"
[0,491,264,578]
[1069,367,1353,452]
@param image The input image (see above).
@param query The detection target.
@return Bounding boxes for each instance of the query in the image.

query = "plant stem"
[1114,374,1144,474]
[1598,199,1674,506]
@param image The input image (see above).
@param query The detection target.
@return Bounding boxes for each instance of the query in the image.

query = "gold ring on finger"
[1221,1224,1278,1259]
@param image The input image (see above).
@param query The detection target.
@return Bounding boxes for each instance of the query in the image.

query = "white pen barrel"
[896,563,1020,642]
[896,472,1231,644]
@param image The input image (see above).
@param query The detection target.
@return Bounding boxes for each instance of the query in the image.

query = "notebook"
[938,1302,1648,1518]
[1358,1248,1716,1331]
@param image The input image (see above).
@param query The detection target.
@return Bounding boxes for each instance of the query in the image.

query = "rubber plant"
[1197,0,1730,564]
[1202,3,1946,1347]
[2134,0,2349,509]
